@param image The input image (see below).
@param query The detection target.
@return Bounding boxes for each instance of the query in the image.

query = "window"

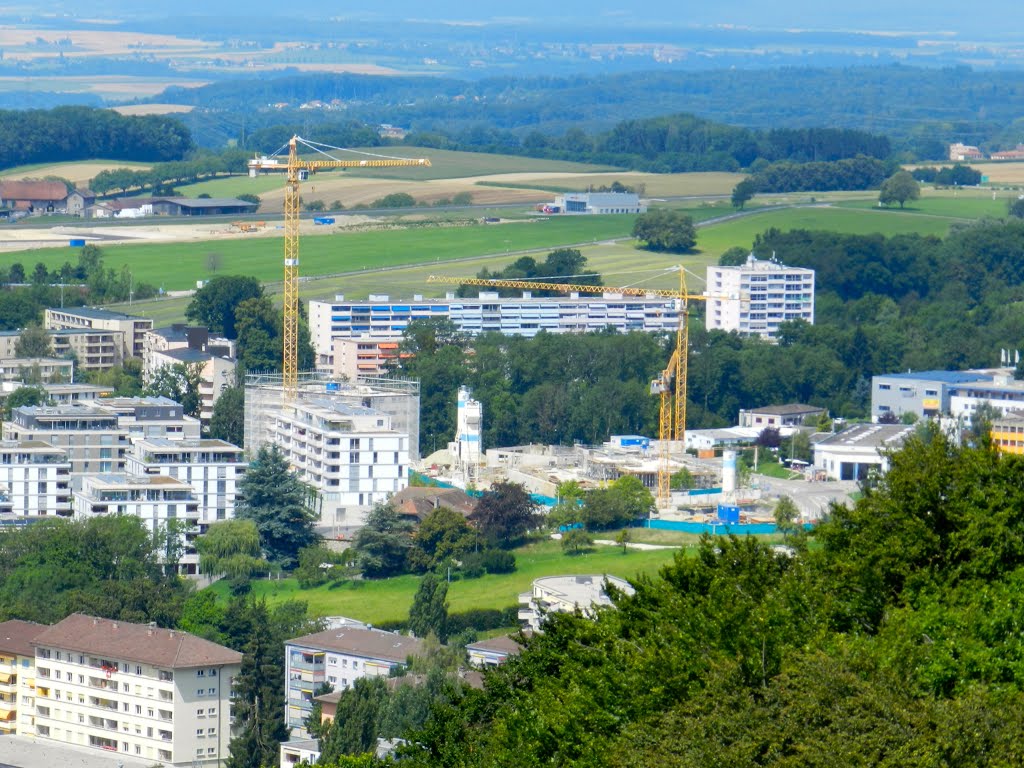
[136,665,142,675]
[208,747,216,754]
[878,384,891,391]
[198,708,206,718]
[56,651,62,661]
[207,727,216,735]
[197,728,204,736]
[136,705,142,714]
[197,669,205,677]
[209,669,217,677]
[197,689,204,697]
[207,708,216,716]
[208,688,216,695]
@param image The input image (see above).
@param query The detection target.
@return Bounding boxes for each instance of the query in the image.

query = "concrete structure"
[30,613,241,767]
[465,634,525,668]
[738,403,826,429]
[0,357,73,384]
[284,627,424,735]
[451,385,482,486]
[330,337,404,379]
[280,738,322,767]
[990,412,1024,455]
[0,327,130,375]
[813,424,914,481]
[143,325,236,373]
[0,440,72,517]
[518,575,635,631]
[3,404,128,476]
[0,619,47,734]
[37,382,113,405]
[949,142,985,161]
[244,371,420,460]
[126,438,246,527]
[545,191,646,214]
[266,398,409,527]
[73,474,201,572]
[310,292,684,372]
[45,307,153,362]
[705,254,815,339]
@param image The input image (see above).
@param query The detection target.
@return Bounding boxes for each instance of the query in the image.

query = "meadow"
[206,538,683,625]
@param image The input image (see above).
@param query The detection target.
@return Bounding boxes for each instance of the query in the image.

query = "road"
[751,473,859,521]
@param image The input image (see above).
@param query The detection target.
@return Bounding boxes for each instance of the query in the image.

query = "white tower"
[453,386,482,486]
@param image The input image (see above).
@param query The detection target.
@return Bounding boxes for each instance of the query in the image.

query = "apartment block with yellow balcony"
[991,413,1024,455]
[0,619,46,735]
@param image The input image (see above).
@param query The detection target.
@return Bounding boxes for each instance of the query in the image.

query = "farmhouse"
[0,180,68,213]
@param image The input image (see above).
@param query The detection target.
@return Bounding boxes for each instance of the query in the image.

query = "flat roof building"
[0,440,72,517]
[45,307,153,361]
[813,424,914,481]
[3,404,128,476]
[706,254,814,340]
[518,575,635,631]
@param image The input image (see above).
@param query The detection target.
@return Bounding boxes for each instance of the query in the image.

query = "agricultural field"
[0,159,152,187]
[834,191,1015,219]
[205,538,683,625]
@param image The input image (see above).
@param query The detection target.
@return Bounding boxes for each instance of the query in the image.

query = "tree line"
[0,106,193,170]
[89,148,253,196]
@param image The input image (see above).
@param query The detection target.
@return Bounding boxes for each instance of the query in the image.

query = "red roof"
[0,180,69,203]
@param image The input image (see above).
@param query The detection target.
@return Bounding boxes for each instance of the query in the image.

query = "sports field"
[205,538,682,625]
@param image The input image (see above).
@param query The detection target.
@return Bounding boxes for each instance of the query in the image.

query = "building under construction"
[244,371,421,458]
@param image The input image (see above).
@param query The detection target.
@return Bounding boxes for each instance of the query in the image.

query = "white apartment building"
[0,440,72,517]
[126,438,246,527]
[0,357,73,384]
[3,404,129,476]
[73,474,201,572]
[518,575,635,631]
[0,619,45,735]
[30,613,241,767]
[705,254,815,340]
[269,398,409,527]
[45,307,153,361]
[309,292,684,372]
[284,627,424,736]
[146,348,235,424]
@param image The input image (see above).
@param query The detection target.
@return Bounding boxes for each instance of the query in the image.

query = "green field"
[206,538,682,625]
[834,194,1012,219]
[3,215,638,291]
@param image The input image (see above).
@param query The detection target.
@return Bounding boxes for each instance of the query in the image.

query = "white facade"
[518,575,635,631]
[73,474,201,572]
[30,614,241,768]
[309,292,684,370]
[813,424,914,481]
[269,399,408,527]
[3,404,129,476]
[705,254,815,340]
[126,438,246,527]
[0,440,71,517]
[450,385,482,485]
[0,357,73,384]
[100,396,202,443]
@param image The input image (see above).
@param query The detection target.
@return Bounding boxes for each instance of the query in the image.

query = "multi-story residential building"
[98,396,202,443]
[0,619,46,735]
[518,575,635,631]
[308,292,685,373]
[284,627,424,735]
[705,254,815,340]
[30,613,242,767]
[126,438,246,527]
[143,325,236,371]
[0,357,73,384]
[0,440,72,516]
[3,404,129,476]
[949,142,985,161]
[73,474,201,572]
[45,307,153,361]
[38,382,114,405]
[268,398,408,527]
[738,403,826,429]
[1,328,125,373]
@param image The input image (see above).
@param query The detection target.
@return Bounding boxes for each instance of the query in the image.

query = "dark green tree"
[408,507,478,572]
[631,209,697,253]
[319,677,391,761]
[186,275,264,339]
[408,571,450,642]
[210,386,245,446]
[731,177,758,209]
[3,385,47,418]
[225,600,290,768]
[14,324,52,358]
[561,527,595,554]
[235,445,320,570]
[1009,197,1024,219]
[352,501,414,579]
[471,481,540,549]
[144,361,203,419]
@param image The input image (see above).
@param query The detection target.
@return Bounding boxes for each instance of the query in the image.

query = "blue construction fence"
[409,471,558,507]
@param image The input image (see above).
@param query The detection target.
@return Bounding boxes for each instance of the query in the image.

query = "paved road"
[752,474,859,521]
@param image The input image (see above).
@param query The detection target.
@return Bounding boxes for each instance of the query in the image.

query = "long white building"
[30,613,241,767]
[705,254,815,340]
[309,291,684,373]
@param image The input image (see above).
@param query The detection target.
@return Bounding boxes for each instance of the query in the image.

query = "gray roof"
[880,370,991,384]
[159,197,259,209]
[161,347,212,363]
[46,307,146,321]
[747,403,824,416]
[287,627,424,663]
[815,424,914,449]
[465,633,528,656]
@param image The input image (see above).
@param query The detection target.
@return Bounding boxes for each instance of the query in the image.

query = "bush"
[481,549,516,574]
[459,553,486,579]
[446,607,520,635]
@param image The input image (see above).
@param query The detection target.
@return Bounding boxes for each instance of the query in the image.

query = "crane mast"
[250,136,431,399]
[428,269,718,509]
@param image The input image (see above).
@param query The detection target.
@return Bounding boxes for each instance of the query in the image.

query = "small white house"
[813,424,914,481]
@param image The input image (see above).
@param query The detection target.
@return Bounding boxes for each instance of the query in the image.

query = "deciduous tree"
[408,572,450,642]
[879,170,921,209]
[471,481,539,548]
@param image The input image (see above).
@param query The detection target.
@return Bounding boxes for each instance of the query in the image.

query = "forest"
[395,216,1024,452]
[0,106,193,168]
[156,65,1024,155]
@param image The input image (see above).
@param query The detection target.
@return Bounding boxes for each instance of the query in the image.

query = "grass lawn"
[205,538,682,625]
[833,194,1011,219]
[11,215,637,291]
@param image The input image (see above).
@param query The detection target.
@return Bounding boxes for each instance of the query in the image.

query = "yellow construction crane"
[249,136,431,398]
[427,270,714,509]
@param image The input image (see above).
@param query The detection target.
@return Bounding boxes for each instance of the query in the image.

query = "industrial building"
[705,254,815,340]
[869,368,1024,424]
[812,424,914,481]
[309,292,684,374]
[542,191,646,215]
